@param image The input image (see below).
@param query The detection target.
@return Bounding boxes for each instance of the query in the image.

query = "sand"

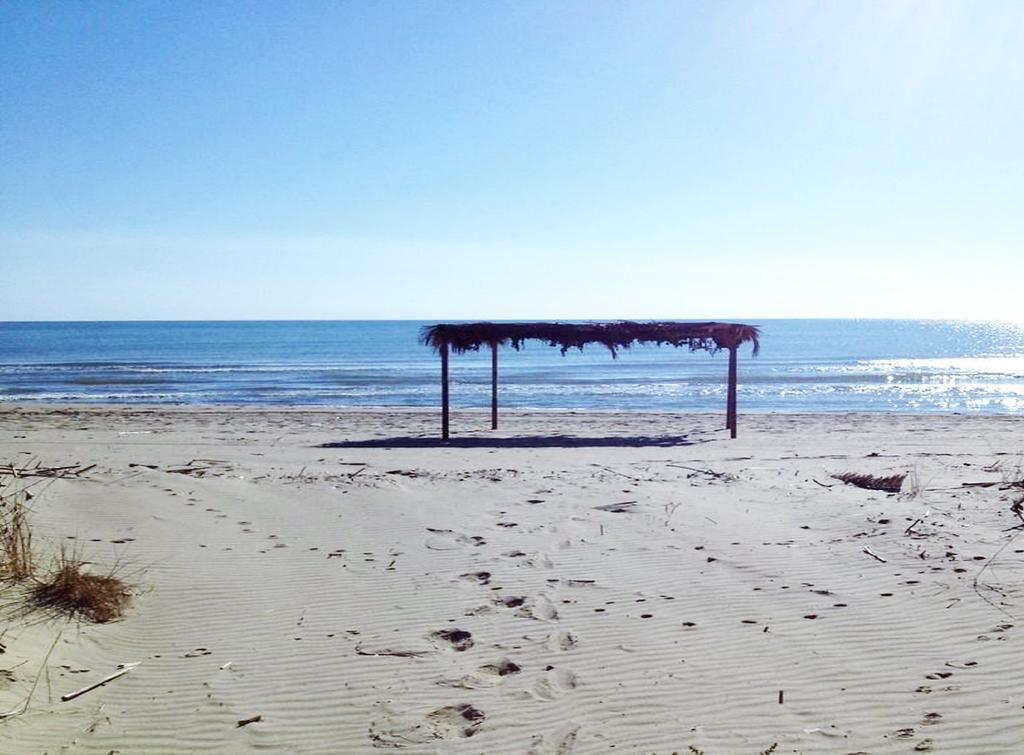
[1,405,1022,753]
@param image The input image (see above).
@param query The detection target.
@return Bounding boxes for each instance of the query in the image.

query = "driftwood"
[833,472,907,493]
[61,662,139,702]
[862,547,887,563]
[593,501,637,513]
[237,714,262,728]
[0,463,95,479]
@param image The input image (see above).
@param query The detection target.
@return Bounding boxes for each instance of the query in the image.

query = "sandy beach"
[1,405,1022,753]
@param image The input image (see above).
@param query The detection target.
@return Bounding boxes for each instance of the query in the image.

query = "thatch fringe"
[421,321,760,358]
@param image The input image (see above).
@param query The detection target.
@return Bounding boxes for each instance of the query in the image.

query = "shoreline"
[4,401,1023,416]
[1,408,1022,752]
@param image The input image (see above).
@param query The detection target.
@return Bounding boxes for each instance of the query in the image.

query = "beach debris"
[666,464,737,483]
[354,644,428,658]
[386,469,424,478]
[833,472,907,493]
[1010,498,1024,525]
[862,547,887,563]
[904,518,924,535]
[165,459,230,477]
[61,662,140,702]
[593,465,643,482]
[593,501,637,513]
[0,462,95,479]
[236,714,262,728]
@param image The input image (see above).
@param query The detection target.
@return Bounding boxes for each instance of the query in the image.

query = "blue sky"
[2,0,1022,320]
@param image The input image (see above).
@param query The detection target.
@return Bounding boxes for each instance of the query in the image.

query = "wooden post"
[727,346,738,439]
[441,341,450,440]
[490,340,498,430]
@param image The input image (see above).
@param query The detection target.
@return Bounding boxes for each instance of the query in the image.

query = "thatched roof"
[421,321,760,357]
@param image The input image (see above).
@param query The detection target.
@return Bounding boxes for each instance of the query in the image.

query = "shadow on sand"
[318,435,702,449]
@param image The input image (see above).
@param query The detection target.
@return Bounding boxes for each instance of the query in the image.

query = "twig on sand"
[812,479,834,489]
[972,529,1023,620]
[0,627,64,719]
[237,714,262,728]
[354,645,427,658]
[594,465,642,482]
[0,463,95,480]
[593,501,637,513]
[61,662,140,702]
[904,518,923,536]
[667,464,737,482]
[862,547,887,563]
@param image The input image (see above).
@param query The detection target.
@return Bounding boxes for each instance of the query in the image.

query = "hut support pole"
[441,342,450,440]
[726,346,738,439]
[490,340,498,430]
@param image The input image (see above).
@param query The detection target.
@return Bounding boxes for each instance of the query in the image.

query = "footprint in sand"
[523,594,559,621]
[430,628,475,652]
[546,630,578,651]
[369,702,485,747]
[459,571,492,586]
[945,660,978,669]
[426,703,485,738]
[425,528,487,550]
[440,659,523,689]
[496,595,528,609]
[528,724,580,755]
[518,667,578,701]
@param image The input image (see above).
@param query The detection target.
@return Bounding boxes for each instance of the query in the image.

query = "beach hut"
[422,321,760,440]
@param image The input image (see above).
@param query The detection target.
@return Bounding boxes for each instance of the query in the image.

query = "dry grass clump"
[832,472,907,493]
[0,482,34,580]
[31,547,131,623]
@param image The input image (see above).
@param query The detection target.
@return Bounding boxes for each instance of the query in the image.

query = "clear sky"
[2,0,1022,321]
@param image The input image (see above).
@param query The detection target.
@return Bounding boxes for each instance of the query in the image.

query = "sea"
[1,320,1023,414]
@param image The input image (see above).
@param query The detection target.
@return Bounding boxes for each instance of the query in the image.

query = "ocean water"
[1,320,1023,414]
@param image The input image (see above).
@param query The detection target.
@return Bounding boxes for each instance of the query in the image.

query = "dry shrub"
[31,547,131,623]
[0,483,34,580]
[832,472,907,493]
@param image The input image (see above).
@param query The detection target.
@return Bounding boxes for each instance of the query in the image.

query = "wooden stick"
[727,346,738,438]
[666,464,735,481]
[61,662,139,702]
[441,341,450,441]
[490,340,498,431]
[862,547,886,563]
